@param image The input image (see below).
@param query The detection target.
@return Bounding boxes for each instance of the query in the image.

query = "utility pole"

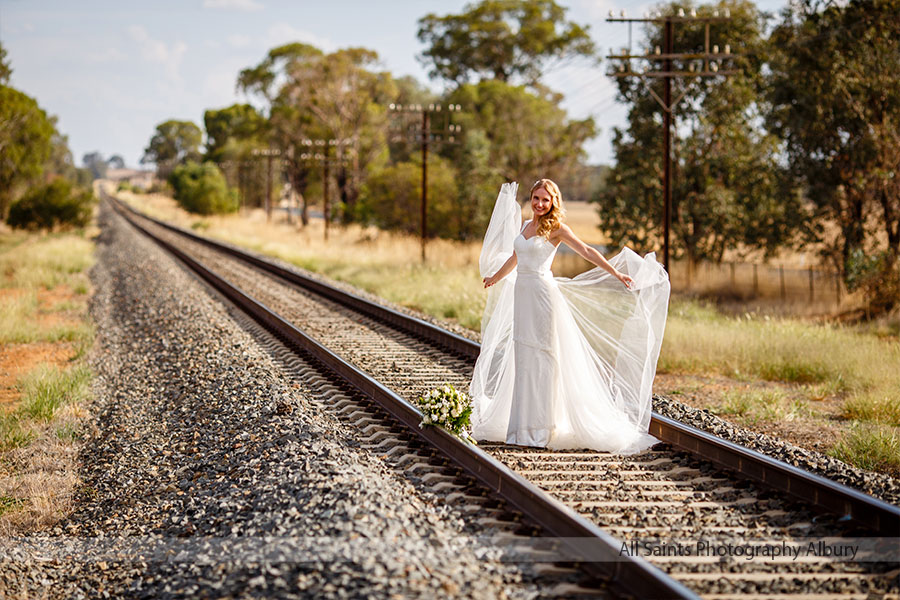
[421,109,428,254]
[606,8,736,272]
[294,138,354,241]
[388,103,463,262]
[251,147,282,223]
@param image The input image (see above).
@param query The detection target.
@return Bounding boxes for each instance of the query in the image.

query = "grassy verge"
[115,186,899,477]
[661,300,900,425]
[660,300,899,474]
[0,226,95,532]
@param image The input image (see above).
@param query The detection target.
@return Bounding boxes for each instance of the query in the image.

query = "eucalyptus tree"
[0,85,55,218]
[141,119,203,180]
[204,103,269,208]
[417,0,596,86]
[0,42,11,84]
[768,0,900,311]
[445,80,595,190]
[238,43,395,224]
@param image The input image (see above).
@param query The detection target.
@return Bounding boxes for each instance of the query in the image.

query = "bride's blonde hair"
[531,178,566,239]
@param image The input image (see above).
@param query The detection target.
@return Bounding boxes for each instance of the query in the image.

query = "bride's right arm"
[483,252,517,288]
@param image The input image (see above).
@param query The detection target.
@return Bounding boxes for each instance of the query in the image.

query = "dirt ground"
[654,372,847,454]
[0,286,81,408]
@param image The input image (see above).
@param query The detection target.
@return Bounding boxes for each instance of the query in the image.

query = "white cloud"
[266,24,334,52]
[226,34,253,48]
[85,46,128,63]
[203,0,264,11]
[127,25,187,82]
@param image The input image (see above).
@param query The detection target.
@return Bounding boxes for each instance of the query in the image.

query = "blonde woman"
[470,180,670,452]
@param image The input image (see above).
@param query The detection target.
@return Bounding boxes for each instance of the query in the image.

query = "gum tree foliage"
[0,85,55,219]
[0,43,11,84]
[595,0,805,265]
[141,120,203,179]
[359,155,458,238]
[45,116,81,183]
[417,0,598,237]
[168,161,239,215]
[446,80,596,190]
[767,0,900,312]
[417,0,596,86]
[7,179,95,230]
[82,151,108,180]
[385,75,437,164]
[0,46,92,223]
[203,103,269,209]
[238,44,395,224]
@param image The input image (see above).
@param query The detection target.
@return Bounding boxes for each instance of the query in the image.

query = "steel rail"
[109,196,699,599]
[111,194,900,536]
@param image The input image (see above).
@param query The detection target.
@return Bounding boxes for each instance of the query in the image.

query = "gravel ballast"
[0,201,550,599]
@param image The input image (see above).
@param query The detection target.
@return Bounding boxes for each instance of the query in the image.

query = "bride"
[470,179,670,454]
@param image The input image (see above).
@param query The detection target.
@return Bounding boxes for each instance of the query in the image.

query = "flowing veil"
[470,182,671,453]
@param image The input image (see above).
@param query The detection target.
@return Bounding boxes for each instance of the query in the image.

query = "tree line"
[141,0,598,240]
[597,0,899,313]
[138,0,896,312]
[0,43,107,229]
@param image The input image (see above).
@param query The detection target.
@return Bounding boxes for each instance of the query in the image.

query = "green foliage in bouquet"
[415,384,474,443]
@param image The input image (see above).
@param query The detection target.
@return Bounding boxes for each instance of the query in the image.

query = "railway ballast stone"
[0,201,539,599]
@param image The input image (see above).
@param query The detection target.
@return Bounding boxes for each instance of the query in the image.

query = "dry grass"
[712,388,815,424]
[660,300,900,427]
[0,231,95,346]
[0,226,95,533]
[661,299,900,473]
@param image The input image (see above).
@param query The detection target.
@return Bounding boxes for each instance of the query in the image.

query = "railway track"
[108,194,899,599]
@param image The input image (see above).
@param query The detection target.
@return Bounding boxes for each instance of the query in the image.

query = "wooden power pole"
[388,103,463,262]
[606,8,736,272]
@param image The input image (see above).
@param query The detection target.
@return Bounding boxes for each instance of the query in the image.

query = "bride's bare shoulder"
[551,223,575,239]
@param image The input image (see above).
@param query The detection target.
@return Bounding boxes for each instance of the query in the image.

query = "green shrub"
[168,161,238,215]
[846,248,900,316]
[359,158,463,239]
[6,179,95,230]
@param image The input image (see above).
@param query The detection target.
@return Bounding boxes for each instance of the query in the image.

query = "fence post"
[780,265,786,301]
[753,264,759,296]
[809,267,814,302]
[730,262,736,287]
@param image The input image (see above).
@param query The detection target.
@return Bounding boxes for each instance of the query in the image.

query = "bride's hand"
[483,274,498,288]
[616,271,635,289]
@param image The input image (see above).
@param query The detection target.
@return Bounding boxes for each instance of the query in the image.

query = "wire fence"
[552,247,847,315]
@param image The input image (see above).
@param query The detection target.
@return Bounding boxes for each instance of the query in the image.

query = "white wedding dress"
[470,183,671,454]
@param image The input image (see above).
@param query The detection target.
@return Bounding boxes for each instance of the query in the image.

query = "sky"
[0,0,787,168]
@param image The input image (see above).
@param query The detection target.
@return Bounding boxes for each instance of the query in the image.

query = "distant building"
[106,168,156,191]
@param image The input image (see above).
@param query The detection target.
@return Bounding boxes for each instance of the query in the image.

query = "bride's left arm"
[557,225,634,288]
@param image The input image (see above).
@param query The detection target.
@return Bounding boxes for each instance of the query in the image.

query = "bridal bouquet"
[416,384,475,444]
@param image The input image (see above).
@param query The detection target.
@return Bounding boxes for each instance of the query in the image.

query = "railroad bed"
[2,198,605,599]
[107,195,899,599]
[7,195,893,599]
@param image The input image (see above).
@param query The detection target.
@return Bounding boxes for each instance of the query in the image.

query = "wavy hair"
[531,179,566,239]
